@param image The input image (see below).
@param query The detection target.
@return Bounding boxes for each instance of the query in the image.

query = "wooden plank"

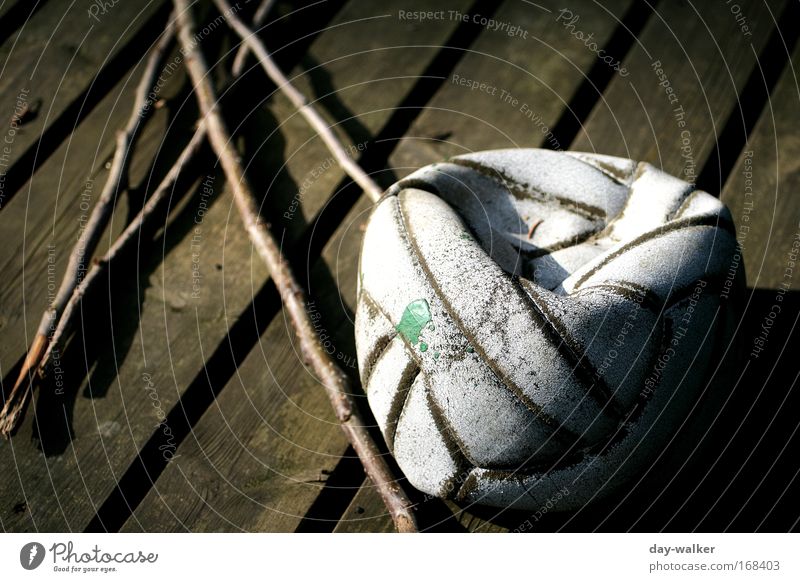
[0,61,180,377]
[0,46,203,530]
[333,478,397,533]
[0,0,280,400]
[1,0,788,540]
[531,0,792,533]
[551,0,796,533]
[131,0,650,534]
[0,0,186,382]
[570,0,783,180]
[0,0,169,210]
[686,41,800,532]
[389,0,630,174]
[93,0,479,532]
[721,43,800,292]
[334,482,509,532]
[0,0,343,531]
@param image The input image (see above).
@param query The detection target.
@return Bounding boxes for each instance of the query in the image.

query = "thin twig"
[173,0,416,532]
[39,125,207,378]
[231,0,276,77]
[0,17,177,437]
[213,0,383,203]
[39,2,281,379]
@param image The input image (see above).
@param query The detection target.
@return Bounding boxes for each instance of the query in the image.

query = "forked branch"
[213,0,383,203]
[0,16,177,437]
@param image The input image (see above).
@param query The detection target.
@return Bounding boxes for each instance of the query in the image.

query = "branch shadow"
[27,24,320,454]
[29,78,207,455]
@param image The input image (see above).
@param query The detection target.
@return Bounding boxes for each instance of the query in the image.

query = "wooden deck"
[1,0,798,533]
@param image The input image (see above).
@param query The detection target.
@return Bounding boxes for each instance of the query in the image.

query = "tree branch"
[39,1,284,380]
[231,0,276,77]
[213,0,384,203]
[0,16,177,437]
[172,0,416,532]
[38,124,207,379]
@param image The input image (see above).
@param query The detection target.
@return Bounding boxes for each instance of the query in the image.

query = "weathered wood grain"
[571,0,783,182]
[333,478,397,533]
[684,40,800,532]
[0,44,198,530]
[539,0,795,533]
[721,43,800,292]
[0,0,169,210]
[339,0,788,532]
[3,0,796,535]
[551,0,797,533]
[388,0,633,173]
[0,56,192,382]
[0,0,344,531]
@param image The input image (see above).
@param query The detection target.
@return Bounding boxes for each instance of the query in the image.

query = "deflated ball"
[355,148,742,511]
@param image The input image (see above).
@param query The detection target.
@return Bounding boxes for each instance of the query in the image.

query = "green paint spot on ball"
[395,298,432,346]
[466,346,474,353]
[433,351,440,359]
[420,342,428,352]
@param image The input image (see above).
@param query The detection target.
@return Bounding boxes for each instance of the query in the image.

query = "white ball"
[355,149,742,511]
